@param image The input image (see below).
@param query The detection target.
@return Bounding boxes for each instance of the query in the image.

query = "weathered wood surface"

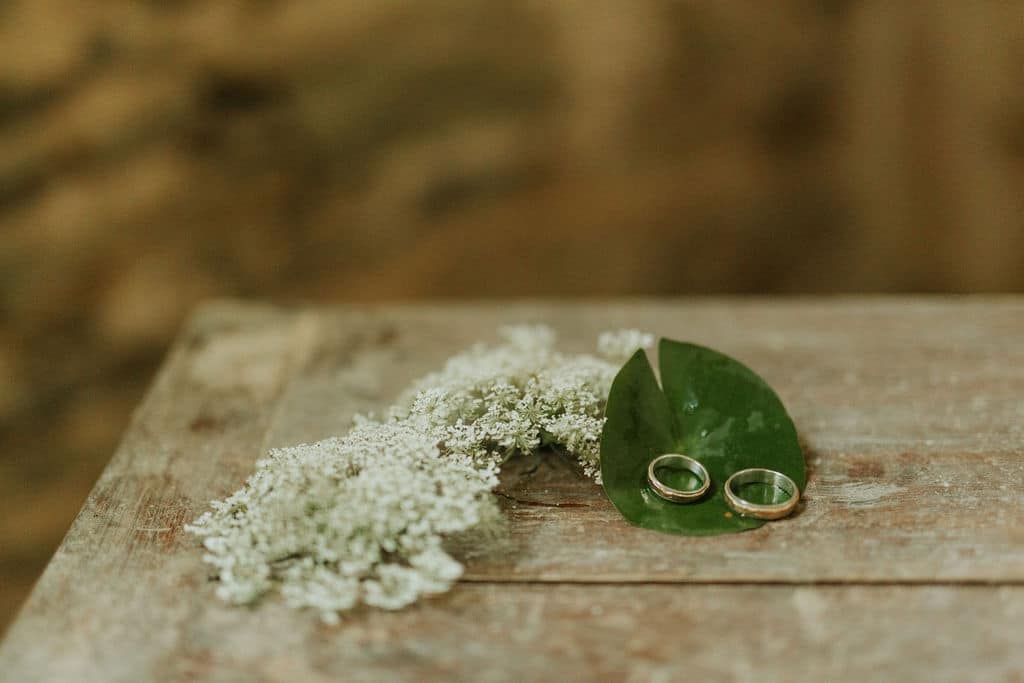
[2,299,1023,681]
[7,584,1024,683]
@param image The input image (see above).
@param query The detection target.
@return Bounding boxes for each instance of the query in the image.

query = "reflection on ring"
[646,453,710,504]
[723,468,800,520]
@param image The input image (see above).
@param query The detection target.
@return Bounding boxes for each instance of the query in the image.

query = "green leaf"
[600,339,806,535]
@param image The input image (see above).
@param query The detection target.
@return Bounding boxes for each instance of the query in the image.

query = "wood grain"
[265,299,1024,582]
[5,584,1024,683]
[2,299,1023,681]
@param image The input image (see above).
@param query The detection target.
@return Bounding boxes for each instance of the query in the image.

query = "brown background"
[2,0,1022,632]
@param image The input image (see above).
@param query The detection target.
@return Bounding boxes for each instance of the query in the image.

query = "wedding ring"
[723,468,800,520]
[646,454,711,503]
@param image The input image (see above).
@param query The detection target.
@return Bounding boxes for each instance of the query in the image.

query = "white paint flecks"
[189,316,318,395]
[792,588,830,644]
[831,481,905,507]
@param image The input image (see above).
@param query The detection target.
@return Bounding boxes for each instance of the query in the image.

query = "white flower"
[598,328,655,362]
[187,325,651,621]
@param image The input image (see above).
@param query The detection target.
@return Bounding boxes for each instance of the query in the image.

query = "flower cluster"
[186,325,651,622]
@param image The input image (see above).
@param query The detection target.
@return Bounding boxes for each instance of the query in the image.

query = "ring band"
[646,454,711,503]
[723,468,800,520]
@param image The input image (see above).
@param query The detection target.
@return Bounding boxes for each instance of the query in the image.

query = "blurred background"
[1,0,1022,631]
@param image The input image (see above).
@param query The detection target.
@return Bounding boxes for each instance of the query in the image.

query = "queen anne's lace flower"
[186,325,651,622]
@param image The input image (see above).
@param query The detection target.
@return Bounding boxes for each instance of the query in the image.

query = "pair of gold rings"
[646,453,800,520]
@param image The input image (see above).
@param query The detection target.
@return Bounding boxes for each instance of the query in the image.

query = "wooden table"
[3,299,1023,682]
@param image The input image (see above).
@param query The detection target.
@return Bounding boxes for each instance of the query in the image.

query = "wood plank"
[262,299,1024,582]
[4,584,1024,682]
[0,302,324,680]
[452,447,1024,582]
[2,298,1023,681]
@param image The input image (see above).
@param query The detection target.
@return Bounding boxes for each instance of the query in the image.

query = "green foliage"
[600,339,806,535]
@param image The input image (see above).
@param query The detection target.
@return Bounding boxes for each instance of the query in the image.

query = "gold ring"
[723,468,800,520]
[646,454,711,504]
